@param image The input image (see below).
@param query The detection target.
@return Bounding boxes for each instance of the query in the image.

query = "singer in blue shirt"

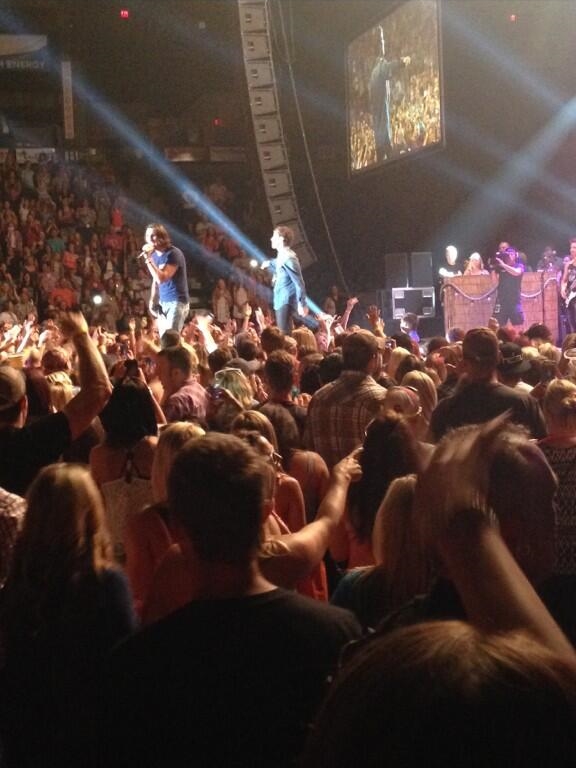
[141,223,189,337]
[263,226,307,333]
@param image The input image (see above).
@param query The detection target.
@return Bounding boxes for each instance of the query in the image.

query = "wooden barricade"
[442,273,559,338]
[441,276,495,331]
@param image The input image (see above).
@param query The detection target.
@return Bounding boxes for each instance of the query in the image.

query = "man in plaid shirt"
[304,330,387,469]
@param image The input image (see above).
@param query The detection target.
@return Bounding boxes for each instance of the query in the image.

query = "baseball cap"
[0,365,26,412]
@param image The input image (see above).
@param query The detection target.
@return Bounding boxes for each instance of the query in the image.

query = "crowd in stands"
[0,151,273,346]
[1,263,576,764]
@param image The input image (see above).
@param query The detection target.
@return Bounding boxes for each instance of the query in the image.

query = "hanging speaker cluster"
[238,0,316,268]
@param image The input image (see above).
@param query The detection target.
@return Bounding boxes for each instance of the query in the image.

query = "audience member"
[125,421,205,616]
[262,349,307,436]
[0,485,25,588]
[330,412,423,570]
[156,344,207,423]
[331,474,429,630]
[90,374,160,562]
[259,402,330,523]
[101,433,360,768]
[540,379,576,575]
[0,311,112,495]
[303,622,576,768]
[305,330,387,468]
[231,410,307,534]
[0,464,135,768]
[430,328,546,441]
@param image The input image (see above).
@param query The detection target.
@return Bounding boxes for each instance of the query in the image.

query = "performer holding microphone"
[140,223,189,336]
[261,225,308,333]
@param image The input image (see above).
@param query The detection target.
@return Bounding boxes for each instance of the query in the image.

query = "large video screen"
[347,0,443,174]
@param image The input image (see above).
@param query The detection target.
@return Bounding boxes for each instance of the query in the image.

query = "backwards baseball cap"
[462,328,499,365]
[0,365,26,412]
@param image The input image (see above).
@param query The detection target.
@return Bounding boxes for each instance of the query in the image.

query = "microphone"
[137,246,153,260]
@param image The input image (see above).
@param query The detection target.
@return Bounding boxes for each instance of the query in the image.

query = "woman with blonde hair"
[463,251,488,275]
[42,346,77,412]
[386,345,411,383]
[558,333,576,378]
[382,385,434,463]
[124,421,205,616]
[538,342,561,365]
[291,326,318,357]
[401,370,438,441]
[540,378,576,574]
[331,474,430,629]
[0,464,135,767]
[206,365,257,432]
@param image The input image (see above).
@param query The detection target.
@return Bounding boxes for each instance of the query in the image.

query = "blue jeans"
[157,300,189,337]
[275,303,297,333]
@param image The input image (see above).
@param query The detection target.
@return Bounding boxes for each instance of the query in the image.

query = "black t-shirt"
[102,588,360,768]
[0,412,72,495]
[430,381,546,442]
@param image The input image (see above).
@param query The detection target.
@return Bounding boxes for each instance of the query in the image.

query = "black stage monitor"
[392,286,436,319]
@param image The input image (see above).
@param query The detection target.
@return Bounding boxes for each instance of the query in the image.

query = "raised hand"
[60,310,89,339]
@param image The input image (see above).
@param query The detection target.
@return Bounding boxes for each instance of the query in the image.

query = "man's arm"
[60,311,113,440]
[419,421,576,664]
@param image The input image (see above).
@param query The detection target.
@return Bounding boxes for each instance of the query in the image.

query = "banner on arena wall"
[0,148,56,164]
[61,60,75,140]
[0,35,49,71]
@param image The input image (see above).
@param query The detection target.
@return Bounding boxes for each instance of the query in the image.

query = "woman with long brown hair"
[0,463,135,767]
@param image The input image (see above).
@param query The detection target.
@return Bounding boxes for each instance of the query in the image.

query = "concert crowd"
[1,149,576,766]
